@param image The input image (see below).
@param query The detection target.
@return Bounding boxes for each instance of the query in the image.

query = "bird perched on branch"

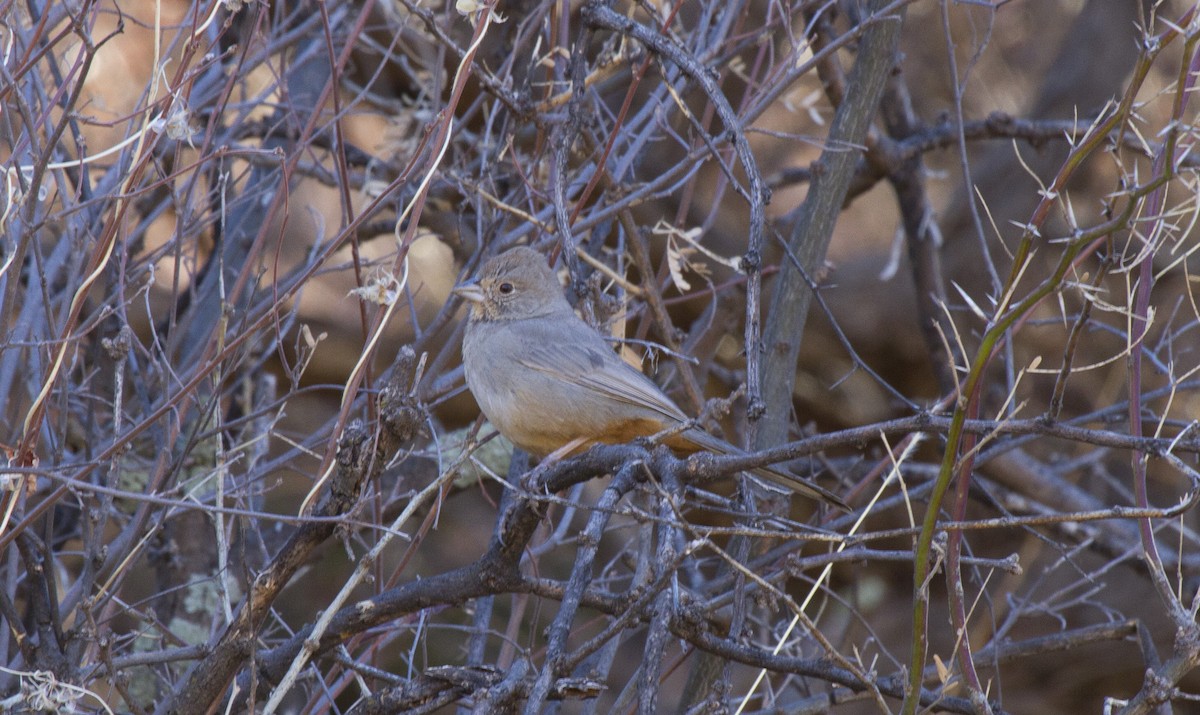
[453,246,848,510]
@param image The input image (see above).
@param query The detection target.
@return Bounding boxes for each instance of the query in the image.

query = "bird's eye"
[498,282,514,295]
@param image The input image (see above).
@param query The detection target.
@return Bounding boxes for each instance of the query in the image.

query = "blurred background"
[2,0,1199,712]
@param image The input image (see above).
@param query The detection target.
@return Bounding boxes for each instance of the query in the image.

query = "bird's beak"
[452,280,485,304]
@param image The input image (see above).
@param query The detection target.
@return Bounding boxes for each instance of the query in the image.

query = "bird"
[453,246,848,510]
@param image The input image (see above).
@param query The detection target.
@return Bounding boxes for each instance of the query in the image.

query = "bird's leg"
[521,437,590,492]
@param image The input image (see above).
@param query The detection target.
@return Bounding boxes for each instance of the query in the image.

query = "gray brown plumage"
[454,246,848,510]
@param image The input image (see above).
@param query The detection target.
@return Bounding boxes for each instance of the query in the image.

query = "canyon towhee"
[454,246,847,509]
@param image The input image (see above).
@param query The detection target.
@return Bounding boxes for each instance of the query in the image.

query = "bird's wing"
[511,323,850,510]
[517,338,689,425]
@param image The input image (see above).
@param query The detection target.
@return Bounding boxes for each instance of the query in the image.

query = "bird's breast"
[462,320,669,456]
